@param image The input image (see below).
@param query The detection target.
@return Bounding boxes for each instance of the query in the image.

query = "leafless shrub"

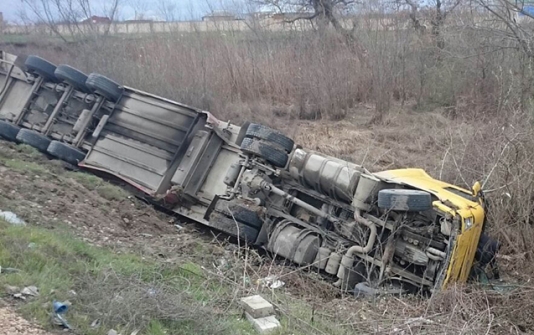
[74,269,224,333]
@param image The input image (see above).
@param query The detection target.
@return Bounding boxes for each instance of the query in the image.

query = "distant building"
[0,12,4,31]
[202,11,237,22]
[248,11,275,20]
[81,16,112,24]
[125,19,154,24]
[271,12,312,21]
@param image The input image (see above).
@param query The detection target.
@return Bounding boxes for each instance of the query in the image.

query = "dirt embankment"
[0,140,215,258]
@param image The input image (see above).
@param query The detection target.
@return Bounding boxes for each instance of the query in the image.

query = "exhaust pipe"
[334,209,377,287]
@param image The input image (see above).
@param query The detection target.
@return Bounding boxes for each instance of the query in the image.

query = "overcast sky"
[0,0,256,24]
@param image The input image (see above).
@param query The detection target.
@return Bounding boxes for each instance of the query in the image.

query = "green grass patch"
[66,171,128,201]
[0,219,255,335]
[3,158,50,175]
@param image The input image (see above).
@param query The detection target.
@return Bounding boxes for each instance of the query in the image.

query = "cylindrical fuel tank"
[268,221,320,265]
[288,148,363,202]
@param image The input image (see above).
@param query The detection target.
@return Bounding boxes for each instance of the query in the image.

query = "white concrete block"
[245,312,281,334]
[240,295,274,319]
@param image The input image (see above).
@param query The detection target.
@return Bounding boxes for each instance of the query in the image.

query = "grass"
[66,171,128,201]
[0,143,127,202]
[0,215,363,335]
[0,218,256,335]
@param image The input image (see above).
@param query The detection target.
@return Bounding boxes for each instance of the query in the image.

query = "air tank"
[288,148,362,202]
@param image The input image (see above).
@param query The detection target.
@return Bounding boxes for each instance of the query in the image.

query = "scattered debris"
[13,293,25,300]
[107,329,118,335]
[245,313,281,335]
[68,290,77,296]
[241,295,275,318]
[4,285,20,295]
[51,300,71,329]
[353,283,378,298]
[0,266,20,274]
[352,283,405,298]
[3,283,37,300]
[27,242,37,249]
[0,211,26,226]
[51,314,71,329]
[90,318,101,329]
[256,276,285,289]
[240,295,281,334]
[215,257,229,274]
[52,301,68,314]
[21,286,39,296]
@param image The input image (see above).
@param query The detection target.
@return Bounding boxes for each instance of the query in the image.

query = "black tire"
[55,65,90,93]
[245,123,294,153]
[240,137,288,168]
[214,200,263,229]
[25,55,58,82]
[342,262,367,291]
[0,121,21,142]
[47,141,86,166]
[235,121,250,146]
[210,212,259,243]
[16,129,52,152]
[378,189,432,212]
[86,73,123,102]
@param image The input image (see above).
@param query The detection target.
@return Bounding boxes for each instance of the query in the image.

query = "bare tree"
[20,0,121,41]
[254,0,369,64]
[397,0,461,49]
[257,0,356,30]
[157,0,179,22]
[474,0,534,109]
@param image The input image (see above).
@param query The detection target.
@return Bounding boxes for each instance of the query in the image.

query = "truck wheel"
[214,200,263,229]
[210,212,259,243]
[245,123,294,153]
[55,65,90,93]
[16,129,52,152]
[25,55,59,82]
[235,121,250,146]
[47,141,86,166]
[378,189,432,212]
[240,137,288,168]
[342,262,367,291]
[86,73,123,103]
[0,121,21,142]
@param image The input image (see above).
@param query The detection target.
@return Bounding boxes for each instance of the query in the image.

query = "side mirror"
[472,181,482,197]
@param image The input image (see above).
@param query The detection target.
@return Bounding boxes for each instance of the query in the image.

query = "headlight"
[464,217,473,230]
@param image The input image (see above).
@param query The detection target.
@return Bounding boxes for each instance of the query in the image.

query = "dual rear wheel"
[240,123,294,168]
[0,124,85,166]
[24,55,123,102]
[0,55,124,165]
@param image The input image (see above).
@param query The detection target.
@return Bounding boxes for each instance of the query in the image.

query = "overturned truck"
[0,51,496,293]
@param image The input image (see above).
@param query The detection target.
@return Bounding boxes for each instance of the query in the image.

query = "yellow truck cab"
[375,169,486,289]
